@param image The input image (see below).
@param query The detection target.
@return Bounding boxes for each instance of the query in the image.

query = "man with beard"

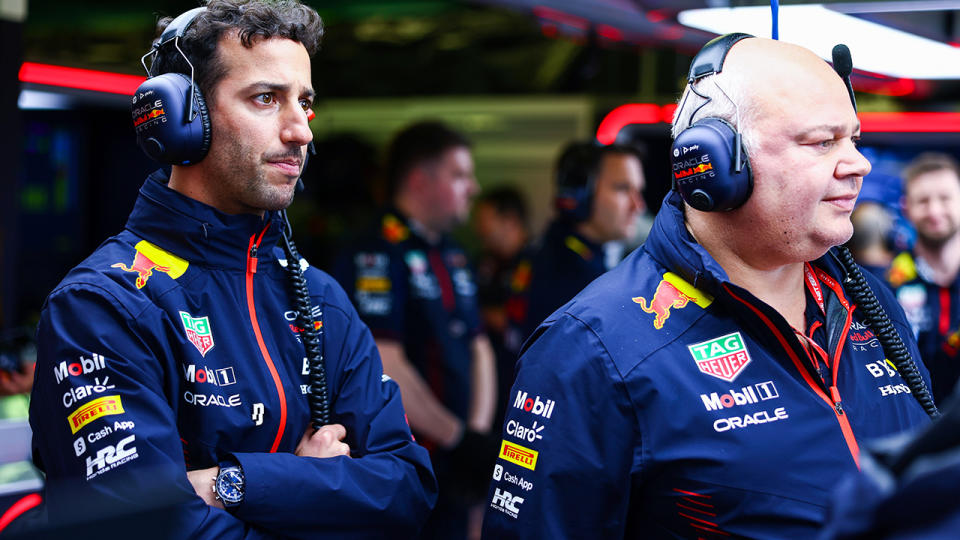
[887,153,960,404]
[28,2,435,537]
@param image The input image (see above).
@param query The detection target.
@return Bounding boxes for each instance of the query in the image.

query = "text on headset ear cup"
[132,72,211,166]
[670,117,752,212]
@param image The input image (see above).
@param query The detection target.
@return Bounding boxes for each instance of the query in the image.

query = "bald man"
[482,35,930,538]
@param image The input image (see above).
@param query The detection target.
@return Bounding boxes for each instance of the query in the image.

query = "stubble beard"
[216,138,298,213]
[917,225,960,251]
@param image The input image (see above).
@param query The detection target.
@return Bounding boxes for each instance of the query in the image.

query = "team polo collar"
[123,169,285,270]
[644,191,730,295]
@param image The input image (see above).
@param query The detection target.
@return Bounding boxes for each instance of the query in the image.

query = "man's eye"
[256,93,275,105]
[299,99,312,111]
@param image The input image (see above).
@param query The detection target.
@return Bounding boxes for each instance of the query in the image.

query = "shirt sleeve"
[481,314,639,539]
[29,284,272,538]
[229,282,438,539]
[333,247,408,341]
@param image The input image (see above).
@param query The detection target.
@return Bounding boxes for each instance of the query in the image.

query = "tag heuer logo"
[180,311,214,357]
[688,332,751,382]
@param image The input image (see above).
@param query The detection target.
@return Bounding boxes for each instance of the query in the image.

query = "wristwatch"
[213,462,245,508]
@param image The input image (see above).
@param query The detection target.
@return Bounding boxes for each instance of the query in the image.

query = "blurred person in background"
[470,186,532,428]
[334,121,498,540]
[511,141,645,340]
[846,199,895,278]
[28,1,435,537]
[887,153,960,405]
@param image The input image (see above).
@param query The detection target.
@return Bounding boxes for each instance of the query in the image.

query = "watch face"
[216,468,244,505]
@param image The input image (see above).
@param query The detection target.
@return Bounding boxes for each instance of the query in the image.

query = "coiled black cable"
[834,246,939,419]
[280,210,330,428]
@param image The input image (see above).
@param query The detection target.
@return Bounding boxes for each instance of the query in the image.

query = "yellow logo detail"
[564,236,593,261]
[68,395,124,434]
[356,276,391,293]
[499,440,538,471]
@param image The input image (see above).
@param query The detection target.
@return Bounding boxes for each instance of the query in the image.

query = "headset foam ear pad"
[670,117,752,212]
[131,72,211,166]
[191,81,212,160]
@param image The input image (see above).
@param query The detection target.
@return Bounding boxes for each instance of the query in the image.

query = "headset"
[131,7,332,426]
[672,33,938,417]
[132,7,211,166]
[554,142,600,222]
[670,32,754,213]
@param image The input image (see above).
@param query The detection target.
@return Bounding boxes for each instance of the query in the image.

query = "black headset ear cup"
[554,143,598,222]
[131,72,211,165]
[670,117,752,212]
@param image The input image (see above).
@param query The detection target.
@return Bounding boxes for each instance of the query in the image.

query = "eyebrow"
[243,81,316,100]
[796,122,862,138]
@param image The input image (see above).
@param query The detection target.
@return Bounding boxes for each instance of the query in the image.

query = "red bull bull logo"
[673,162,714,180]
[133,108,165,128]
[112,241,188,289]
[633,273,712,330]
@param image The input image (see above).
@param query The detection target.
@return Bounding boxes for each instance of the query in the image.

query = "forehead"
[907,168,960,196]
[754,66,857,134]
[597,153,642,182]
[214,33,312,90]
[438,146,473,167]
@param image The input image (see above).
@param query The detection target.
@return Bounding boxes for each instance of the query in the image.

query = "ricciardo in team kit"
[29,1,435,537]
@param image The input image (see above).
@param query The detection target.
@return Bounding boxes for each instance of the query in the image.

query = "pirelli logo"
[499,440,538,471]
[68,395,124,434]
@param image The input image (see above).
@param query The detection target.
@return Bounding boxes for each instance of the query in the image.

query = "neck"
[395,194,441,243]
[915,233,960,286]
[687,216,807,330]
[575,219,605,245]
[169,164,263,217]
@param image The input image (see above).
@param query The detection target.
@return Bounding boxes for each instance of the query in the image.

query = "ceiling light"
[678,5,960,79]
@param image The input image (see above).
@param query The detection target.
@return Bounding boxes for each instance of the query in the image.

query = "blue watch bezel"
[215,464,244,507]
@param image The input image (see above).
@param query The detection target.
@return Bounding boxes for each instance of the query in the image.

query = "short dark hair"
[902,152,960,192]
[556,142,643,192]
[386,121,472,199]
[150,0,324,102]
[477,186,529,227]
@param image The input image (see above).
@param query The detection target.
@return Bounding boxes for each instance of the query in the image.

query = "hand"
[187,466,223,509]
[446,429,501,501]
[0,363,35,396]
[295,423,351,459]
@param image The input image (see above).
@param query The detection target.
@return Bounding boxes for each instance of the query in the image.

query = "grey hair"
[671,73,758,155]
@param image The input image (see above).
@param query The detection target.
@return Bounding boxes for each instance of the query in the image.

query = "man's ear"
[407,164,433,193]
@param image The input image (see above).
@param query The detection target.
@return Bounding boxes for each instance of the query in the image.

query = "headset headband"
[140,6,207,122]
[688,32,753,82]
[157,7,207,50]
